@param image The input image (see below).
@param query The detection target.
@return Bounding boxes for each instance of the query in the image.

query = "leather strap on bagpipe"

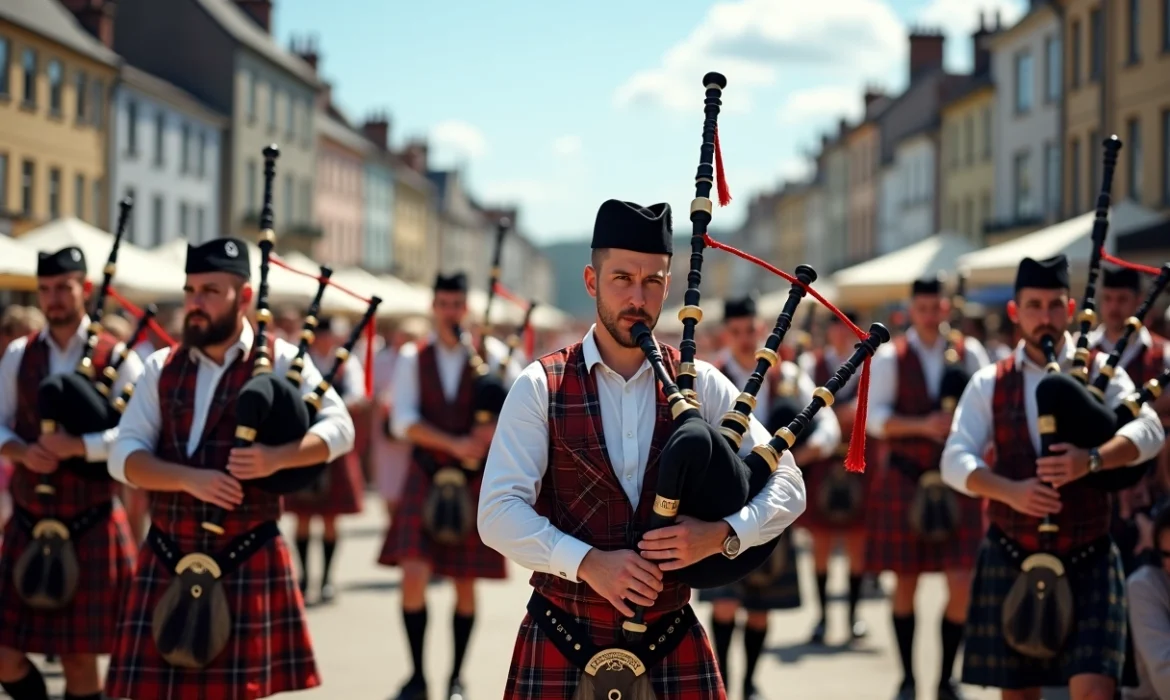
[13,501,112,540]
[148,521,281,579]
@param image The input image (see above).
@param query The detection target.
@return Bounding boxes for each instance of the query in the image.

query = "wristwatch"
[721,531,741,559]
[1088,447,1103,473]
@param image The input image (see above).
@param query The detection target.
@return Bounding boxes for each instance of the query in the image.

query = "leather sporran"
[744,531,791,588]
[13,518,80,610]
[572,648,656,700]
[151,553,232,669]
[816,466,863,525]
[422,467,475,546]
[1001,553,1074,660]
[907,470,959,543]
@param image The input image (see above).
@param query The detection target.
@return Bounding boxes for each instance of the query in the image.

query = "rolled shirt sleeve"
[1100,360,1165,464]
[941,364,997,498]
[391,343,421,441]
[82,344,146,463]
[0,338,27,452]
[107,349,168,486]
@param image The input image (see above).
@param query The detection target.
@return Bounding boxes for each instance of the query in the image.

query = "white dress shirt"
[720,352,840,457]
[1126,565,1170,700]
[108,321,356,486]
[1088,326,1170,375]
[391,332,523,440]
[941,332,1165,497]
[477,325,807,583]
[0,315,144,463]
[866,327,992,438]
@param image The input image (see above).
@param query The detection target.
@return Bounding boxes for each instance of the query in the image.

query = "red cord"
[713,126,732,207]
[491,281,532,311]
[107,287,176,348]
[701,232,871,472]
[1099,247,1162,276]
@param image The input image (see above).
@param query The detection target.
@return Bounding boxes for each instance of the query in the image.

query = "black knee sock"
[295,537,310,589]
[710,618,734,683]
[815,572,829,622]
[321,538,337,586]
[404,607,428,682]
[742,625,767,690]
[892,613,915,685]
[939,617,965,685]
[64,693,103,700]
[848,574,864,622]
[1,664,48,700]
[451,613,474,682]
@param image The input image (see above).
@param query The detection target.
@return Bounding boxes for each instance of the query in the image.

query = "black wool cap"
[911,277,942,296]
[434,272,468,292]
[186,238,251,279]
[723,296,757,321]
[591,199,673,255]
[1015,254,1070,291]
[36,246,86,277]
[1102,266,1141,292]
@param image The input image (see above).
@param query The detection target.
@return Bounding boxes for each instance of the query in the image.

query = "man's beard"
[1023,324,1061,353]
[182,308,238,348]
[597,295,655,349]
[45,307,81,329]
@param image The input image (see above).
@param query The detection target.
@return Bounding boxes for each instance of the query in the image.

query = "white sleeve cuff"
[549,535,593,583]
[1116,418,1165,465]
[307,422,352,463]
[941,451,983,498]
[82,430,112,463]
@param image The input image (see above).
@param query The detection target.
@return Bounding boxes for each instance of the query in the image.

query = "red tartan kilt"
[0,500,137,655]
[378,459,507,580]
[503,599,725,700]
[800,449,875,535]
[863,458,983,574]
[284,453,366,517]
[105,518,319,700]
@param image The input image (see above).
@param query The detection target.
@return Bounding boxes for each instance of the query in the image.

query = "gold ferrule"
[122,384,135,398]
[948,328,964,344]
[95,382,110,397]
[1076,309,1097,325]
[1100,364,1116,378]
[677,362,698,379]
[335,347,351,362]
[304,392,323,412]
[750,443,781,472]
[300,329,316,345]
[113,397,126,413]
[622,621,648,634]
[718,425,745,449]
[1075,347,1092,363]
[1126,316,1142,331]
[942,397,957,413]
[653,495,680,518]
[491,266,501,278]
[103,365,118,381]
[235,426,257,442]
[41,420,56,434]
[202,521,225,535]
[261,228,276,244]
[1123,397,1141,417]
[690,197,713,215]
[813,386,834,407]
[1044,362,1061,373]
[1038,415,1057,434]
[944,349,960,364]
[1038,523,1059,533]
[257,308,272,325]
[35,484,55,495]
[775,426,797,447]
[668,393,696,419]
[104,262,116,276]
[252,358,272,376]
[677,305,703,323]
[305,315,318,328]
[1089,384,1105,400]
[475,410,493,424]
[695,176,714,185]
[117,346,129,361]
[317,380,331,393]
[1145,379,1163,398]
[507,335,520,349]
[88,321,102,335]
[721,410,750,430]
[754,347,779,368]
[286,369,303,385]
[681,389,700,408]
[78,357,95,378]
[1072,365,1091,383]
[734,391,758,412]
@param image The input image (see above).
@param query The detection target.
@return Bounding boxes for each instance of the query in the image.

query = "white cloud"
[552,135,582,158]
[614,0,906,113]
[428,120,488,165]
[776,154,814,182]
[776,85,864,126]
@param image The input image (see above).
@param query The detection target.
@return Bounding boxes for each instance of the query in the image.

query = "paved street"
[26,494,1072,699]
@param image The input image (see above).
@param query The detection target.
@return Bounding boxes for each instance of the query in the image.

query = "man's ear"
[584,265,598,299]
[1006,299,1019,324]
[1067,297,1077,317]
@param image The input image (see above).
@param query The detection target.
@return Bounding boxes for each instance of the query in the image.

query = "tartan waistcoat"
[415,341,475,469]
[988,355,1111,552]
[888,334,962,474]
[12,329,120,515]
[530,342,689,615]
[151,344,282,539]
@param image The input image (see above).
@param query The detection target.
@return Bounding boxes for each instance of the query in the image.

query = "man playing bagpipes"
[0,246,144,700]
[941,253,1166,699]
[103,237,357,699]
[701,294,841,698]
[379,270,524,700]
[864,275,992,700]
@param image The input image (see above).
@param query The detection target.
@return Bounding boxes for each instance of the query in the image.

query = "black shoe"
[320,583,336,604]
[809,619,827,645]
[937,679,965,700]
[894,679,915,700]
[448,677,466,700]
[394,677,427,700]
[851,619,868,640]
[744,683,766,700]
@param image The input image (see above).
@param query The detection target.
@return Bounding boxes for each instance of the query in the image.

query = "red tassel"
[364,320,375,399]
[845,357,871,473]
[713,126,732,207]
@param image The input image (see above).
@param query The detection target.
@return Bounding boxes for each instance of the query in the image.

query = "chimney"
[402,139,428,173]
[290,34,319,72]
[864,85,885,109]
[59,0,117,49]
[838,117,849,137]
[234,0,272,34]
[971,11,995,77]
[908,27,946,82]
[363,112,390,150]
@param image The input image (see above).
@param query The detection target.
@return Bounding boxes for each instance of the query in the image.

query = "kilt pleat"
[0,499,137,655]
[697,529,801,610]
[960,534,1127,690]
[863,461,982,574]
[285,452,366,517]
[377,461,506,580]
[503,601,726,700]
[105,525,319,700]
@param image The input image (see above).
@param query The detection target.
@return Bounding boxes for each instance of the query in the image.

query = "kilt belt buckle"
[149,521,280,670]
[12,501,113,611]
[422,465,475,546]
[527,592,698,700]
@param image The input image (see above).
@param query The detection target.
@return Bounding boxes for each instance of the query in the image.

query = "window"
[154,111,165,167]
[244,70,255,121]
[20,160,33,216]
[48,168,60,219]
[151,195,163,247]
[1128,0,1141,63]
[286,96,295,139]
[1046,35,1061,102]
[983,107,992,160]
[196,206,205,242]
[197,132,206,177]
[92,179,102,226]
[21,48,36,106]
[180,122,190,174]
[1015,50,1034,113]
[179,201,188,237]
[1163,111,1170,203]
[246,160,257,211]
[47,59,62,115]
[1014,151,1033,219]
[981,191,991,231]
[965,116,974,165]
[0,37,9,97]
[74,173,84,220]
[1071,19,1082,87]
[1128,118,1143,200]
[1045,143,1061,216]
[126,99,138,155]
[90,79,103,127]
[1090,9,1103,79]
[74,71,87,121]
[1090,129,1100,191]
[0,154,7,211]
[1070,138,1082,213]
[268,85,276,130]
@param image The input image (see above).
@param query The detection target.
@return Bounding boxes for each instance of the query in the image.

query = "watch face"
[724,536,741,557]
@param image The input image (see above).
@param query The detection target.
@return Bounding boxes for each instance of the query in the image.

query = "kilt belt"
[988,524,1109,573]
[147,521,281,578]
[13,501,112,540]
[528,591,698,674]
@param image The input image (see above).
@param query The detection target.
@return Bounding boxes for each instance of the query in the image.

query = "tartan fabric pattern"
[105,344,318,698]
[960,534,1126,689]
[865,336,981,574]
[10,330,121,513]
[286,359,365,516]
[697,528,801,610]
[378,341,506,579]
[528,342,690,615]
[503,598,726,700]
[0,499,136,654]
[987,356,1111,552]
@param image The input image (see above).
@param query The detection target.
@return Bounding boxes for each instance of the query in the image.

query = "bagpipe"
[152,144,380,670]
[15,196,176,612]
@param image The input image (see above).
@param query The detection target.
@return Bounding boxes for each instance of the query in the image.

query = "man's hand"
[1005,477,1062,518]
[226,445,284,481]
[577,548,663,617]
[1035,443,1091,489]
[184,469,245,510]
[21,444,59,475]
[638,515,730,571]
[38,433,85,460]
[922,412,953,443]
[449,436,486,464]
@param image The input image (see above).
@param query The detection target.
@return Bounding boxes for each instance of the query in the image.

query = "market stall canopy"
[0,234,40,290]
[758,279,838,321]
[829,232,977,308]
[468,288,572,332]
[17,218,188,300]
[327,266,432,319]
[957,201,1165,286]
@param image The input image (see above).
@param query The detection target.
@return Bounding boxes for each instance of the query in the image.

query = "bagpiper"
[0,246,142,700]
[864,276,991,700]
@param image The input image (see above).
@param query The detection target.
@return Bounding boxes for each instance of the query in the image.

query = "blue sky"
[272,0,1025,245]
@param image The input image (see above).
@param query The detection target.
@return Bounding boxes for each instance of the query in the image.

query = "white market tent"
[468,288,573,332]
[957,201,1166,286]
[829,232,978,308]
[328,266,432,319]
[0,234,40,289]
